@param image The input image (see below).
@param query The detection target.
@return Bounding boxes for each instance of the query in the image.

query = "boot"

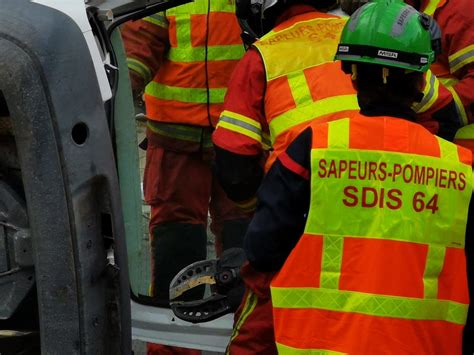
[151,222,207,304]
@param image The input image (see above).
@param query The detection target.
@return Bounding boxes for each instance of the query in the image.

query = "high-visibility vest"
[252,12,358,168]
[144,0,245,127]
[271,115,472,354]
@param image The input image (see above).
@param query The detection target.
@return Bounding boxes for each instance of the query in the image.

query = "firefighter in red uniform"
[244,1,473,353]
[212,0,357,352]
[121,1,249,354]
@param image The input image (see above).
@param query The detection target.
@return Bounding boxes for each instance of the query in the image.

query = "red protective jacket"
[410,0,474,124]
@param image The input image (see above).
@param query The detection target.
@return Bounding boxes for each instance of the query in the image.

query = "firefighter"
[213,0,357,210]
[211,0,360,352]
[341,0,474,151]
[340,1,474,349]
[213,0,460,219]
[121,1,249,354]
[244,0,473,353]
[212,0,459,352]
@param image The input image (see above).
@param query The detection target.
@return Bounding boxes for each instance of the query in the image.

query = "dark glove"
[215,248,247,312]
[433,100,462,142]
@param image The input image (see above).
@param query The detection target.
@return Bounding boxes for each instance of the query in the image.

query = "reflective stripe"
[175,15,192,48]
[127,58,153,83]
[276,343,346,355]
[327,118,349,149]
[166,2,244,62]
[217,111,271,149]
[167,0,235,15]
[423,0,442,15]
[235,197,258,213]
[320,235,344,289]
[143,13,168,28]
[439,77,459,88]
[446,86,468,126]
[269,95,359,144]
[455,123,474,140]
[146,82,226,104]
[449,44,474,73]
[271,287,468,325]
[423,245,446,298]
[147,121,212,145]
[287,71,312,106]
[227,290,258,354]
[413,70,439,113]
[168,44,245,62]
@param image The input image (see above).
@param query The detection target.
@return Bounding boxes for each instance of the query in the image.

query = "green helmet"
[335,0,435,72]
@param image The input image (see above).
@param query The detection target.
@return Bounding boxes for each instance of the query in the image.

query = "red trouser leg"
[143,135,248,353]
[144,139,210,354]
[147,343,201,355]
[226,290,276,355]
[226,264,277,355]
[145,136,247,237]
[145,143,211,227]
[145,140,211,296]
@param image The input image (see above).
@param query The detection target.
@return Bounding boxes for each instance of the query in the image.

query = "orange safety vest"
[143,0,245,127]
[271,115,472,354]
[218,11,358,169]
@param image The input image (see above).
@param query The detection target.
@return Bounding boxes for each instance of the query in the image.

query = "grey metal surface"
[90,0,190,18]
[0,1,131,353]
[132,300,233,352]
[0,181,34,320]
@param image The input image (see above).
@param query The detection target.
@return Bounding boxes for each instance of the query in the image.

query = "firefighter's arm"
[447,60,474,126]
[442,6,474,125]
[213,49,269,213]
[244,128,311,272]
[213,147,264,214]
[411,70,461,140]
[121,13,170,97]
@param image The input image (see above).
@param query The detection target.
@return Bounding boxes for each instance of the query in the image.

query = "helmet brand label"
[339,46,349,53]
[420,57,428,64]
[378,50,398,59]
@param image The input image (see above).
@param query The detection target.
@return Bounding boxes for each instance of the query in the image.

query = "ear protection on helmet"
[419,13,442,57]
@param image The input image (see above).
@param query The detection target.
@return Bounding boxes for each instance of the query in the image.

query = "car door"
[0,0,232,354]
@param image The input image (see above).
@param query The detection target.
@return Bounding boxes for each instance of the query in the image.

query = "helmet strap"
[351,64,358,80]
[383,67,389,84]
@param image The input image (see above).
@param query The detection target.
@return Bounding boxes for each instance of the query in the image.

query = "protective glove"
[215,248,247,312]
